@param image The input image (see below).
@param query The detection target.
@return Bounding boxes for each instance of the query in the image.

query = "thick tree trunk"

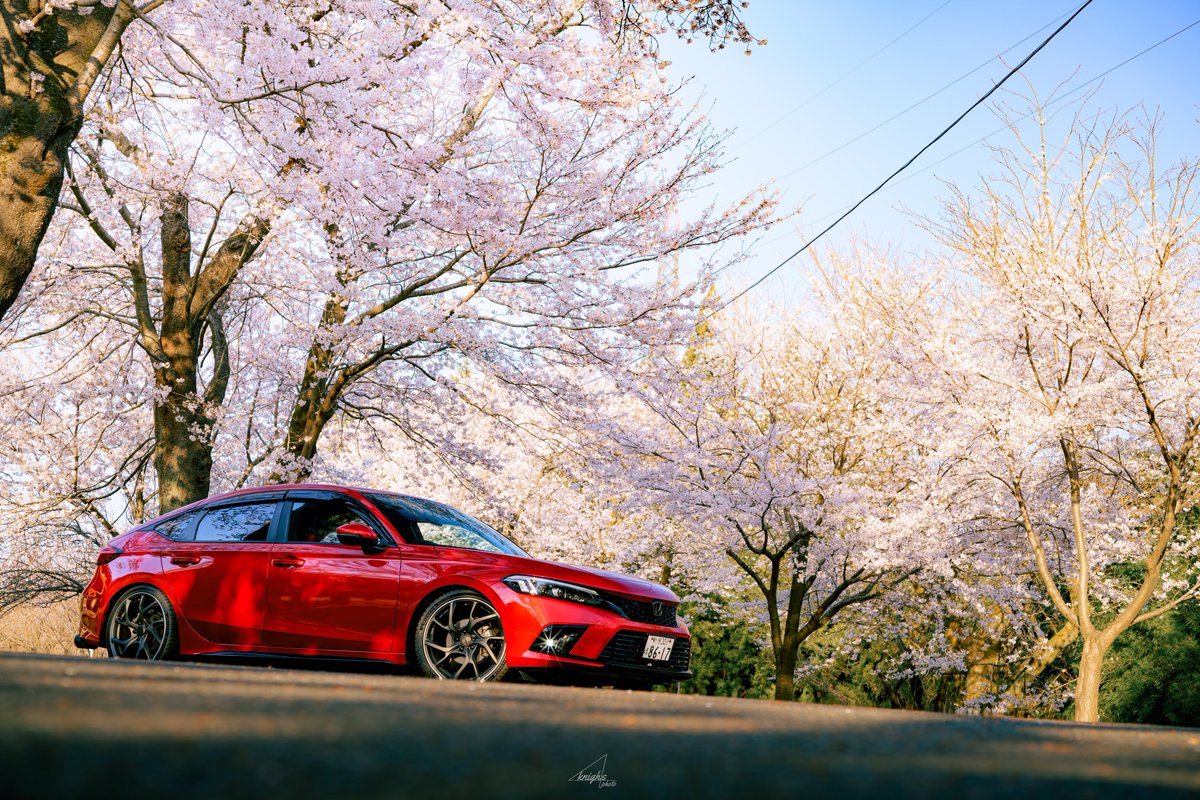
[148,198,266,513]
[1074,634,1109,723]
[153,364,214,513]
[774,638,798,701]
[153,192,211,513]
[0,2,132,320]
[0,107,73,318]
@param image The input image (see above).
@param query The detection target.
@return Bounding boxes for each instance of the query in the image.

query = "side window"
[415,521,506,554]
[194,503,278,543]
[286,499,376,545]
[154,509,203,541]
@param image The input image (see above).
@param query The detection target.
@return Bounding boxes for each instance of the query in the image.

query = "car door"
[158,497,283,646]
[263,491,402,653]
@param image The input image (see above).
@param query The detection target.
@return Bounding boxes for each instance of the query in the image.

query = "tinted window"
[194,503,277,543]
[366,493,527,557]
[154,509,202,541]
[286,499,376,544]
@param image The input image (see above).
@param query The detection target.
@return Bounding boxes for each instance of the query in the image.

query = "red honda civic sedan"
[75,484,690,686]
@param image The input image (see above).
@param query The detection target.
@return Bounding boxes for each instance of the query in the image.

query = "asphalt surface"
[1,653,1198,799]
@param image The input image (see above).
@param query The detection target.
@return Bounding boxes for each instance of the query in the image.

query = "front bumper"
[515,625,692,685]
[496,590,691,684]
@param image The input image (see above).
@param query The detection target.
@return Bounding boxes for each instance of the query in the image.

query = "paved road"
[1,653,1198,799]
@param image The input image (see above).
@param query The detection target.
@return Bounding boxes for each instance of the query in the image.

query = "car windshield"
[366,492,528,557]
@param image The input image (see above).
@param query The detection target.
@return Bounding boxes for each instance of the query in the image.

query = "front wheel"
[415,590,507,681]
[105,586,178,661]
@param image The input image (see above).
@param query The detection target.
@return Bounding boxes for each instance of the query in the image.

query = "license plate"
[642,635,674,661]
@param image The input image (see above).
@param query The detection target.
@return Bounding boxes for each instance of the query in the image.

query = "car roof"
[136,483,389,529]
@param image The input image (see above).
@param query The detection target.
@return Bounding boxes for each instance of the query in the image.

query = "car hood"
[538,560,678,603]
[441,549,678,603]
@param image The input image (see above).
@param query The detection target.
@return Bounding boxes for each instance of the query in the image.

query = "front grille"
[604,595,678,627]
[598,631,691,672]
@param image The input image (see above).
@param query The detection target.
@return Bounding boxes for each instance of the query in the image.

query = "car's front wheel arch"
[403,580,504,662]
[410,587,508,682]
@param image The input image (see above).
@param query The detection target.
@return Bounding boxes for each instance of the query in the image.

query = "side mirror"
[335,522,384,552]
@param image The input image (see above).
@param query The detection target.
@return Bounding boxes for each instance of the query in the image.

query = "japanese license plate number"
[642,635,674,661]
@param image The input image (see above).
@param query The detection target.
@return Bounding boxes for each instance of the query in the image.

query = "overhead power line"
[709,0,1096,319]
[790,14,1200,240]
[742,0,956,145]
[773,5,1076,182]
[890,16,1200,189]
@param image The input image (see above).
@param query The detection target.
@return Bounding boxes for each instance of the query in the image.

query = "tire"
[105,586,179,661]
[414,589,507,682]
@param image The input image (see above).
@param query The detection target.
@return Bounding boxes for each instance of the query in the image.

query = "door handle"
[272,557,305,569]
[170,555,201,566]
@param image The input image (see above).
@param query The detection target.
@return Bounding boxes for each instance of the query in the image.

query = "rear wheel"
[415,590,507,682]
[105,586,179,661]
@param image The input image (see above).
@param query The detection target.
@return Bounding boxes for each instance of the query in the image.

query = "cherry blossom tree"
[9,0,775,514]
[59,114,270,511]
[0,0,775,621]
[880,102,1200,722]
[0,1,762,328]
[584,284,929,700]
[199,0,777,486]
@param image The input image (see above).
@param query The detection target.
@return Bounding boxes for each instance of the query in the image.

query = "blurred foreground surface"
[2,652,1199,799]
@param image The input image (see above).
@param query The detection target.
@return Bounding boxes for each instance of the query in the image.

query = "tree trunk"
[958,607,1004,708]
[0,2,132,320]
[774,638,798,701]
[963,638,1000,707]
[153,192,210,513]
[149,200,263,513]
[1074,634,1109,723]
[268,295,349,483]
[0,106,73,319]
[153,364,214,513]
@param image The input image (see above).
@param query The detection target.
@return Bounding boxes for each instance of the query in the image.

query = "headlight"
[502,575,604,606]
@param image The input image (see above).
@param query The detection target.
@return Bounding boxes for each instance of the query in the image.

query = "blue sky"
[659,0,1200,303]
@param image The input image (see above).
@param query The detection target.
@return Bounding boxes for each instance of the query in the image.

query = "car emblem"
[651,601,664,618]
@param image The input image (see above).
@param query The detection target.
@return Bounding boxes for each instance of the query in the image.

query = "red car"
[75,484,690,686]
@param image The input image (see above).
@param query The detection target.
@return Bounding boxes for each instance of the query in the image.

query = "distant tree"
[677,597,774,700]
[588,288,928,701]
[877,102,1200,722]
[1098,594,1200,727]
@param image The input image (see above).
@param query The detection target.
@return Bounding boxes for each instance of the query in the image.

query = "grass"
[0,599,102,656]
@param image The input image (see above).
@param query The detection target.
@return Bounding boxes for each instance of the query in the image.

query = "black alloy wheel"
[415,589,508,681]
[105,586,179,661]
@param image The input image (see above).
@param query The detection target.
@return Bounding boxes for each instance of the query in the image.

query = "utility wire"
[773,5,1075,183]
[709,0,1095,318]
[741,0,956,145]
[790,14,1200,239]
[890,16,1200,188]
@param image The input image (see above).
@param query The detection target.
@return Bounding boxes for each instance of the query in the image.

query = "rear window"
[193,503,277,543]
[153,509,203,541]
